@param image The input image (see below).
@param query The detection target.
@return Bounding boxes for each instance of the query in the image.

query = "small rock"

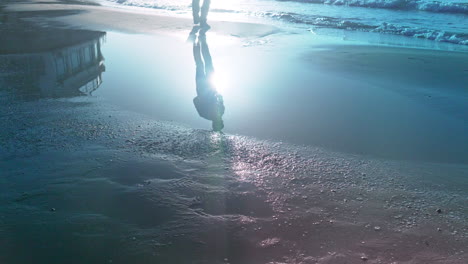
[437,228,442,232]
[361,256,368,261]
[50,208,56,212]
[436,208,442,214]
[374,226,381,231]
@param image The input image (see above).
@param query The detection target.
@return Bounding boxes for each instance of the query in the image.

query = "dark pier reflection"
[189,27,225,131]
[0,30,106,100]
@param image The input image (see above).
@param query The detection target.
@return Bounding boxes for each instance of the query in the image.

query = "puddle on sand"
[96,31,468,164]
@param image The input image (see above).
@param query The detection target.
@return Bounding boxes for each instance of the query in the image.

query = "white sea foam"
[320,0,468,15]
[372,22,468,44]
[264,11,468,45]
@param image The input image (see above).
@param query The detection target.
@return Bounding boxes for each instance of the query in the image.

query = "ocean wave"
[278,0,468,15]
[372,22,468,45]
[265,11,468,45]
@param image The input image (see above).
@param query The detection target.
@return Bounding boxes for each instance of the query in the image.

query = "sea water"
[103,0,468,47]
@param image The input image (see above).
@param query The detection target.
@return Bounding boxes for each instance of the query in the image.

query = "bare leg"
[193,41,205,95]
[199,34,213,78]
[192,0,200,24]
[200,0,211,26]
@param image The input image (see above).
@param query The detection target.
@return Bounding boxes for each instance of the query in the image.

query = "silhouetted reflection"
[0,30,106,100]
[191,28,225,131]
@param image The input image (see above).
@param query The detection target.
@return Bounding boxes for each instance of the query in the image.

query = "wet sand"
[3,1,279,37]
[1,1,467,264]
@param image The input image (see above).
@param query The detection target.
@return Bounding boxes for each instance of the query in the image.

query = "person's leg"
[192,0,200,24]
[199,34,214,77]
[200,0,211,26]
[193,41,205,95]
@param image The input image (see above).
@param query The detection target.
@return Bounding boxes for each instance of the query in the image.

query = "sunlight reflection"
[209,71,229,95]
[209,131,223,142]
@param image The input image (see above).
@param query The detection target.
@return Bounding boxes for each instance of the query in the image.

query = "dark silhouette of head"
[212,118,224,132]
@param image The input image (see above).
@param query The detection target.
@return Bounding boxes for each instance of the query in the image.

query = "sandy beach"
[1,1,467,263]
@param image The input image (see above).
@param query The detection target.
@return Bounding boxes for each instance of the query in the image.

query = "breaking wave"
[265,11,468,45]
[279,0,468,15]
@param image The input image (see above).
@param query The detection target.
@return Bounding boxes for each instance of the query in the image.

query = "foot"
[187,26,200,43]
[200,20,210,29]
[200,21,211,33]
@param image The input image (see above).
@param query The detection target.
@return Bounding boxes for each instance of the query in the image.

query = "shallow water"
[1,28,467,263]
[94,31,468,164]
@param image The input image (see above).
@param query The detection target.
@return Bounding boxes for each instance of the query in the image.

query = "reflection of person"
[192,31,225,131]
[192,0,210,28]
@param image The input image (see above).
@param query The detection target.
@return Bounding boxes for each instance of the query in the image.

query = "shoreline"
[2,2,281,39]
[2,1,467,164]
[4,1,468,53]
